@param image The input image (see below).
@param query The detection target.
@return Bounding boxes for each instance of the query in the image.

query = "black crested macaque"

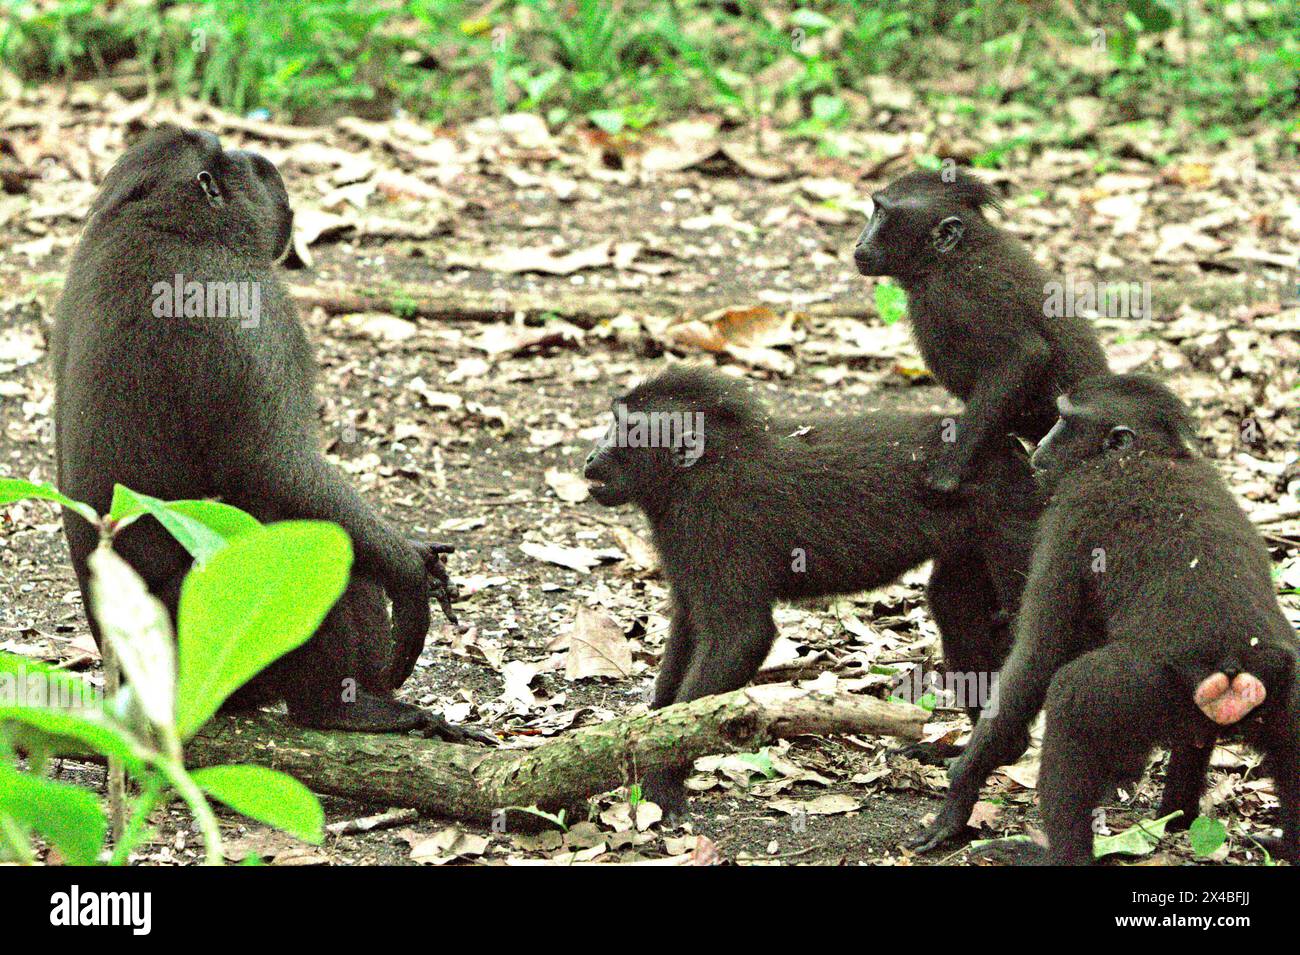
[583,366,1042,811]
[908,374,1300,864]
[854,169,1109,495]
[52,124,481,739]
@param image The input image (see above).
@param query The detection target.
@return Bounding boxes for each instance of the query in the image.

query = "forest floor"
[0,93,1297,865]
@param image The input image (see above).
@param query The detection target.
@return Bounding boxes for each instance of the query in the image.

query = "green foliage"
[873,279,908,326]
[192,765,324,843]
[176,521,352,740]
[734,750,776,779]
[0,479,338,865]
[109,485,260,564]
[0,477,98,525]
[178,0,400,117]
[1188,815,1228,857]
[1093,810,1182,859]
[0,760,106,865]
[1,1,1295,138]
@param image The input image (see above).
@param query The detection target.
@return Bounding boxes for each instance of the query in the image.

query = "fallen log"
[289,281,876,327]
[187,684,926,823]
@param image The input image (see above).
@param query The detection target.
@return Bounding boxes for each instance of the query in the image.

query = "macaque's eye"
[1105,425,1134,452]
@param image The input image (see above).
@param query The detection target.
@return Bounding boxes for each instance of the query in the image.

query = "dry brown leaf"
[997,760,1040,790]
[409,827,491,865]
[545,468,590,503]
[608,525,659,572]
[469,321,585,356]
[768,793,861,816]
[719,142,791,180]
[564,607,633,680]
[1163,162,1214,189]
[339,312,417,342]
[639,119,721,174]
[702,305,797,349]
[520,541,621,573]
[658,306,798,373]
[967,800,1003,830]
[499,659,539,708]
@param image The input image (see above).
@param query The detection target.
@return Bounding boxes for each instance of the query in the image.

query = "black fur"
[908,374,1300,864]
[52,124,477,739]
[585,365,1042,810]
[854,168,1109,493]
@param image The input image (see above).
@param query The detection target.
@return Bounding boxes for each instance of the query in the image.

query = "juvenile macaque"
[854,169,1108,494]
[909,374,1299,864]
[585,365,1040,810]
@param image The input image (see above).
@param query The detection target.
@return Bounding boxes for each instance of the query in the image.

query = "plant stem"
[159,760,224,866]
[108,777,166,866]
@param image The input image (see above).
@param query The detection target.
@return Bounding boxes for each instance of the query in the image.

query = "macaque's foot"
[893,740,965,766]
[640,768,690,820]
[291,692,494,743]
[417,713,496,745]
[906,800,976,853]
[969,836,1049,866]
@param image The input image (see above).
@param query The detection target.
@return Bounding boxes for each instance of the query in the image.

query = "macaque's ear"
[197,170,223,206]
[931,216,964,253]
[1105,425,1134,452]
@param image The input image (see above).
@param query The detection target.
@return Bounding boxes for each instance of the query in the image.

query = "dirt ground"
[0,102,1297,865]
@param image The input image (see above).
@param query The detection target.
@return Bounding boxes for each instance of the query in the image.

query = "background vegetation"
[0,0,1296,151]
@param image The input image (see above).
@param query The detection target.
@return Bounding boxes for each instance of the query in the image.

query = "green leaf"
[0,477,98,526]
[0,652,142,769]
[1188,815,1227,857]
[175,522,352,740]
[192,765,324,843]
[155,499,261,543]
[874,279,907,325]
[970,833,1036,850]
[108,486,232,564]
[734,750,776,779]
[0,761,105,865]
[1126,0,1174,32]
[0,651,99,710]
[0,708,143,771]
[1093,810,1181,859]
